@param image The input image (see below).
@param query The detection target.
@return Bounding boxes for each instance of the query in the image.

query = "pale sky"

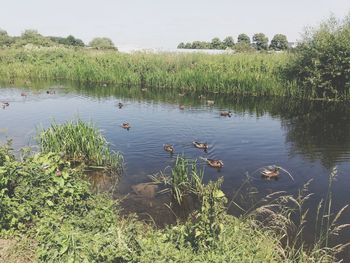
[0,0,349,51]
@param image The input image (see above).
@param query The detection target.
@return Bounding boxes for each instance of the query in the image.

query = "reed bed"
[0,47,297,97]
[37,120,123,175]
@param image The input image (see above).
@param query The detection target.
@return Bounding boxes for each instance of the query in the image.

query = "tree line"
[0,29,117,50]
[177,33,290,51]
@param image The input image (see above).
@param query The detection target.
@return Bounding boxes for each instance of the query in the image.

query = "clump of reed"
[0,47,298,97]
[37,119,123,176]
[152,155,204,205]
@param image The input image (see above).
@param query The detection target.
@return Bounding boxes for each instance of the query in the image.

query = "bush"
[287,15,350,99]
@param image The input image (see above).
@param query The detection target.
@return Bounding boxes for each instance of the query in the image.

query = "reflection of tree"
[275,100,350,168]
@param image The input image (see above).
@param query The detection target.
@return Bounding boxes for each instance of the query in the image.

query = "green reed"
[0,47,297,97]
[37,119,123,175]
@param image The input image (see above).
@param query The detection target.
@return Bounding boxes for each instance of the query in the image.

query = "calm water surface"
[1,82,350,250]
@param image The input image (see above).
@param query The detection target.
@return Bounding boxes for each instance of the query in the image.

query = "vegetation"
[252,33,269,51]
[38,120,123,176]
[89,37,116,50]
[270,34,289,51]
[0,48,297,97]
[177,33,289,52]
[1,134,348,262]
[286,15,350,99]
[0,29,86,48]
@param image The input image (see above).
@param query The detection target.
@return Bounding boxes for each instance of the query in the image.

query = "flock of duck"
[116,94,284,179]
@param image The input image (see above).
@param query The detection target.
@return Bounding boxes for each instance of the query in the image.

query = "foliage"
[0,48,297,97]
[253,33,269,50]
[49,35,85,47]
[38,120,123,175]
[270,34,289,51]
[89,37,116,50]
[223,36,235,48]
[286,15,350,99]
[237,33,251,44]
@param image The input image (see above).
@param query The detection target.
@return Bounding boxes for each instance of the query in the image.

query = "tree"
[210,37,222,50]
[286,15,350,98]
[237,34,251,44]
[223,36,235,48]
[252,33,269,50]
[177,42,185,49]
[270,34,288,51]
[234,42,255,53]
[89,37,116,50]
[18,29,54,47]
[0,29,14,47]
[184,42,192,49]
[66,35,85,47]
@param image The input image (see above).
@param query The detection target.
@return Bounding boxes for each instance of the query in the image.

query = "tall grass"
[37,120,123,176]
[0,47,297,97]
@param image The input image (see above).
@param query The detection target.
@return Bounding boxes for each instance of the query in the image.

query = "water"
[1,82,350,252]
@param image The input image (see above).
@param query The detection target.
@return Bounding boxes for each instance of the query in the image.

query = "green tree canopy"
[210,37,222,50]
[223,36,235,48]
[177,42,185,49]
[270,34,289,51]
[0,28,14,47]
[252,33,269,50]
[89,37,116,50]
[237,34,251,44]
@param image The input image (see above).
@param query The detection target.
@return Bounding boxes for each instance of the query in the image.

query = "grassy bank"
[0,121,346,262]
[0,47,297,97]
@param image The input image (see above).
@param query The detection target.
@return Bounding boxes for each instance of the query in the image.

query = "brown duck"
[261,166,280,179]
[193,141,208,150]
[163,144,174,153]
[206,159,224,169]
[121,123,131,129]
[220,111,232,117]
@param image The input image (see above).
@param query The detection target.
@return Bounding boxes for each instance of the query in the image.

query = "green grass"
[0,47,297,97]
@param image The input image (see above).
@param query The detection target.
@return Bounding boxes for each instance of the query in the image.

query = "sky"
[0,0,349,51]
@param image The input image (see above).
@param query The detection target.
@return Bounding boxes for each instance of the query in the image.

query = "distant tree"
[184,42,192,49]
[252,33,269,50]
[210,37,222,50]
[89,37,116,50]
[269,34,288,51]
[66,35,85,46]
[237,33,251,44]
[18,29,54,47]
[177,42,185,49]
[0,28,14,47]
[223,36,235,48]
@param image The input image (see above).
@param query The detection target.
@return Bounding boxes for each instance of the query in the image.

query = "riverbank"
[0,121,346,262]
[0,47,298,97]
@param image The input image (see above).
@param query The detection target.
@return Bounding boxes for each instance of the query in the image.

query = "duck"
[193,141,208,150]
[141,88,148,92]
[121,123,131,130]
[178,93,185,97]
[206,159,224,169]
[207,100,215,105]
[163,144,174,153]
[261,166,280,179]
[21,92,27,97]
[220,111,232,117]
[198,95,206,99]
[179,105,185,110]
[2,102,9,107]
[118,102,123,109]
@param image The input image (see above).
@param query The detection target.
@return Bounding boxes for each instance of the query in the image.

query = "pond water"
[1,81,350,250]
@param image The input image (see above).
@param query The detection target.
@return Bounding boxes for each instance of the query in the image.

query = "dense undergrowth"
[0,122,348,262]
